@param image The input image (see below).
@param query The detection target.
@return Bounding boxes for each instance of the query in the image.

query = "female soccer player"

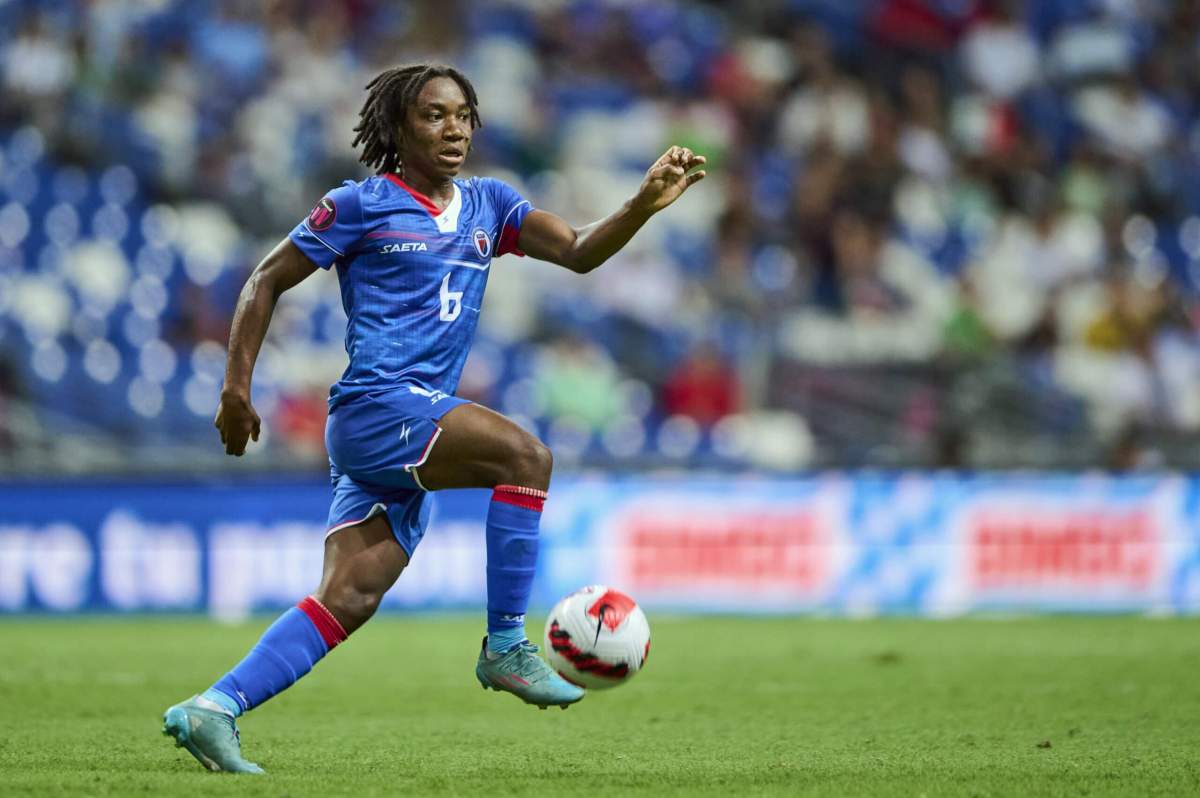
[162,63,705,773]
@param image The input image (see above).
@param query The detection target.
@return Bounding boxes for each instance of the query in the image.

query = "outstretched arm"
[518,145,706,274]
[216,239,318,455]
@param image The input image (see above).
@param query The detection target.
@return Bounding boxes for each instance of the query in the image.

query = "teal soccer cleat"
[162,696,265,774]
[475,637,585,710]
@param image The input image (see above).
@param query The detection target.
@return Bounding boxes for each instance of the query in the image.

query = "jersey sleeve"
[484,178,534,257]
[288,181,366,269]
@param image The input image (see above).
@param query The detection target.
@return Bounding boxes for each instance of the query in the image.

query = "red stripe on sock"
[297,596,348,649]
[493,484,546,512]
[495,484,548,498]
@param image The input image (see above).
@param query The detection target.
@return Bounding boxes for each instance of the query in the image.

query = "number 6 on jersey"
[439,272,462,322]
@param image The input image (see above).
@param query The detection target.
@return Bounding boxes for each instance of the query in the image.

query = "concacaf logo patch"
[308,197,336,232]
[472,227,492,259]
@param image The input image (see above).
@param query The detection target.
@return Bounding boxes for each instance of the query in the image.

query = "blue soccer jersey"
[289,173,533,409]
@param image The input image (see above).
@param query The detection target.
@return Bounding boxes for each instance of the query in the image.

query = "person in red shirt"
[661,343,740,426]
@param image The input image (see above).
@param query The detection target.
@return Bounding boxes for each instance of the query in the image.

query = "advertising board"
[2,475,1198,615]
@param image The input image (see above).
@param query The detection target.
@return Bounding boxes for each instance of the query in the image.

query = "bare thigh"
[414,403,552,492]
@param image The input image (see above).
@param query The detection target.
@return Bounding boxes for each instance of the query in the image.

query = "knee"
[315,581,385,633]
[505,435,552,486]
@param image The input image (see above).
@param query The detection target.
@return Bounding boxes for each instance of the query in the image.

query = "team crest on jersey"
[472,227,492,259]
[308,197,336,232]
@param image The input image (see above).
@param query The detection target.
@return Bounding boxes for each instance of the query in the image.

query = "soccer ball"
[544,584,650,690]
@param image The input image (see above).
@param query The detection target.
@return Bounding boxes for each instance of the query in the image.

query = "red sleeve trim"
[298,596,349,649]
[497,223,524,257]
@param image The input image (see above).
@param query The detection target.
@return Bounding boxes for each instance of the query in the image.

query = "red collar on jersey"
[385,173,450,216]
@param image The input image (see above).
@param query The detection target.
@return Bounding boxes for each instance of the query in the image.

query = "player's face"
[403,76,473,181]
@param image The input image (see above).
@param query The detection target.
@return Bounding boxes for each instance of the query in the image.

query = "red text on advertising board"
[970,510,1156,590]
[620,509,827,592]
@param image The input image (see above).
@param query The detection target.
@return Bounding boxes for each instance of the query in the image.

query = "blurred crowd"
[2,0,1200,472]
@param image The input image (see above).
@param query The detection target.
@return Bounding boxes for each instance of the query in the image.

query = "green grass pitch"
[1,616,1198,797]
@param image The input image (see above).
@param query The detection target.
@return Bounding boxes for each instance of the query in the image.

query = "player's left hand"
[631,146,706,215]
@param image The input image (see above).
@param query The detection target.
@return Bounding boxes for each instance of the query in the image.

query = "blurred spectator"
[0,355,25,454]
[970,192,1104,343]
[961,3,1039,100]
[870,0,973,54]
[941,275,995,361]
[661,343,741,427]
[533,336,625,432]
[1074,75,1173,163]
[3,12,75,106]
[897,65,951,182]
[833,210,907,316]
[777,27,868,157]
[1083,274,1157,357]
[276,386,328,462]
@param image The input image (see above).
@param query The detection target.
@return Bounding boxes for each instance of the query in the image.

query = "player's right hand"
[214,389,261,456]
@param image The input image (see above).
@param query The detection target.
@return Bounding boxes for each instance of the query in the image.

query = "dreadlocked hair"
[352,63,482,175]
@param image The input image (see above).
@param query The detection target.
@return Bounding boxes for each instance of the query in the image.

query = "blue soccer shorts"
[324,386,470,558]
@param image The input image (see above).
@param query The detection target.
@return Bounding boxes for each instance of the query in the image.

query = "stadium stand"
[1,0,1199,473]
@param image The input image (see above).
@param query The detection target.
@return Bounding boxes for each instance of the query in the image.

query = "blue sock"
[207,597,347,715]
[486,486,545,654]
